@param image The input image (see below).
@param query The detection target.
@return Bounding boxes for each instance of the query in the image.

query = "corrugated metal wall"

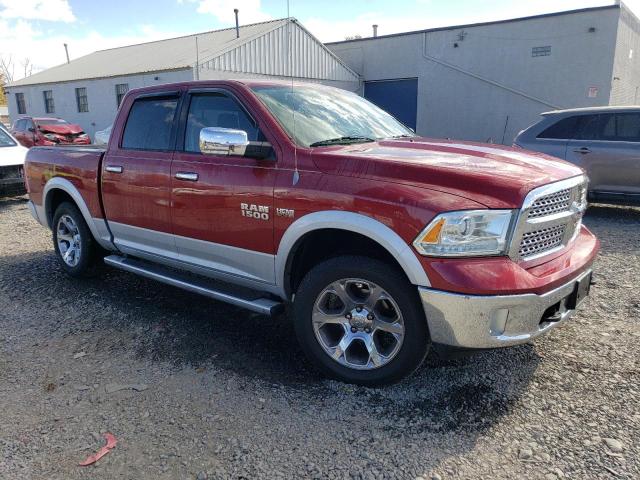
[610,7,640,105]
[200,21,358,82]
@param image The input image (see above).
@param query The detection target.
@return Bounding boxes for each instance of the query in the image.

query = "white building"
[5,18,359,138]
[328,3,640,144]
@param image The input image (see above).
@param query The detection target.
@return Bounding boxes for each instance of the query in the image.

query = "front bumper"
[419,269,592,349]
[0,165,26,197]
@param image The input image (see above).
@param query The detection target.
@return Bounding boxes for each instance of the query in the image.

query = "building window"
[532,46,552,57]
[75,87,89,113]
[15,93,26,114]
[115,83,129,107]
[43,90,55,113]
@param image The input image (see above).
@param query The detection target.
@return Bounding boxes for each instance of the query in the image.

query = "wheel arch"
[276,211,430,299]
[43,177,113,250]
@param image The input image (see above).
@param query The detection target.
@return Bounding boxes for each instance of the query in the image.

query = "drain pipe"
[421,33,561,110]
[234,9,240,38]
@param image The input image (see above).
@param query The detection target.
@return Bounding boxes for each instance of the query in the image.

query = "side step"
[104,255,284,316]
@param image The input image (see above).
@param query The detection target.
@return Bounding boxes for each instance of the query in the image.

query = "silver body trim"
[508,175,587,262]
[275,211,431,291]
[419,269,592,349]
[109,221,276,287]
[42,177,115,250]
[104,255,282,316]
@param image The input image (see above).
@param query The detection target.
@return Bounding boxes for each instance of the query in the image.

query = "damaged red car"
[11,117,91,148]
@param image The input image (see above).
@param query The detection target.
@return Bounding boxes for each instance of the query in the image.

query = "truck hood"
[38,124,84,135]
[311,138,583,208]
[0,144,28,167]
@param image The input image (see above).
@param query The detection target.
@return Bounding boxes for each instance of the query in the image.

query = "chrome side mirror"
[199,127,249,156]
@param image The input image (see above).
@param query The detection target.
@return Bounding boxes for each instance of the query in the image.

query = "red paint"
[24,80,599,297]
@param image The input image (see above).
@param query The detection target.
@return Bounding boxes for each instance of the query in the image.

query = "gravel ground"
[0,195,638,480]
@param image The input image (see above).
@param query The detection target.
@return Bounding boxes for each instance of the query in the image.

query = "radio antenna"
[288,0,300,185]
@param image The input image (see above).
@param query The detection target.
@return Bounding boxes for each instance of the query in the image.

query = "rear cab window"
[121,95,179,151]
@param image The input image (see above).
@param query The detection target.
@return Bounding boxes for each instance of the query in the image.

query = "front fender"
[275,211,431,295]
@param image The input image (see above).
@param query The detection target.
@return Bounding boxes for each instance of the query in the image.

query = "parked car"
[11,116,91,148]
[0,124,28,197]
[515,106,640,205]
[24,80,599,386]
[94,125,112,145]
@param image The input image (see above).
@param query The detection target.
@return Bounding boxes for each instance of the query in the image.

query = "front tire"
[52,202,99,277]
[293,256,430,386]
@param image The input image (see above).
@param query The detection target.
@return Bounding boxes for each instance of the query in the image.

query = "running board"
[104,255,284,316]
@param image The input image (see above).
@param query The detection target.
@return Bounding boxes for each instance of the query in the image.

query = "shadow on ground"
[1,246,541,438]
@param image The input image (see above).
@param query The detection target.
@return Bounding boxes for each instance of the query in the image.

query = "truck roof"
[124,79,337,97]
[541,106,640,116]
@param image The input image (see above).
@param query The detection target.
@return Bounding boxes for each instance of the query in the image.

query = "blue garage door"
[364,78,418,131]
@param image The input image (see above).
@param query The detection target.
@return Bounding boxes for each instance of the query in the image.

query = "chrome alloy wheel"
[312,279,405,370]
[56,214,82,267]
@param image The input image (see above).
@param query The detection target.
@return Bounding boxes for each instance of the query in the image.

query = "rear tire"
[52,202,99,278]
[293,255,430,386]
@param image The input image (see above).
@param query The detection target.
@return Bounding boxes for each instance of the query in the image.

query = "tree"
[0,75,6,105]
[0,55,15,83]
[0,54,33,83]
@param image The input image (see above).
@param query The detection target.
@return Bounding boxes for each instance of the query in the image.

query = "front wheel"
[293,256,430,386]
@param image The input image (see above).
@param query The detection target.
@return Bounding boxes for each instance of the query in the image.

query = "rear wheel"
[52,202,99,277]
[294,256,430,386]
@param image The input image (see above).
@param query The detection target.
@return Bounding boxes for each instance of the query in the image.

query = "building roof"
[9,18,292,87]
[327,4,622,45]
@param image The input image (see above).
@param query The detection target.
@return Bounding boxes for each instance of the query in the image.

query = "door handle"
[105,165,123,173]
[573,147,591,155]
[175,172,199,182]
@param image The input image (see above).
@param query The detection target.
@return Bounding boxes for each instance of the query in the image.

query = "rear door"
[170,88,278,284]
[101,91,181,258]
[566,113,640,195]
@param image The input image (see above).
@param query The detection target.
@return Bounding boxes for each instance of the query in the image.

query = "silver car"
[515,106,640,205]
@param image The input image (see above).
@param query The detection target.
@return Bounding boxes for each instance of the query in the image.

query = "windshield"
[0,127,17,147]
[251,85,415,147]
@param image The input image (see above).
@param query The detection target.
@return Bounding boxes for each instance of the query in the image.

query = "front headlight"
[413,210,515,257]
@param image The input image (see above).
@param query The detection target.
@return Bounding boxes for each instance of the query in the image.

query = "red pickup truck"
[24,80,599,385]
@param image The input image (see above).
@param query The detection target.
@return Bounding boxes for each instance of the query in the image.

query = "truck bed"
[24,145,107,222]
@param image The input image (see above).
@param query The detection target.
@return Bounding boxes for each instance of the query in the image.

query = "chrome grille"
[528,188,572,219]
[510,176,587,261]
[519,224,566,258]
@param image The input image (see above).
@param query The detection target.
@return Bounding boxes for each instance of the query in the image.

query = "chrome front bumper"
[419,270,592,349]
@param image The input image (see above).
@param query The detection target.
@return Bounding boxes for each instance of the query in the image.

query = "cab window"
[184,92,264,153]
[121,96,179,151]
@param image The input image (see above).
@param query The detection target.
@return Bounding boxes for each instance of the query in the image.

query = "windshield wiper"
[389,134,415,139]
[310,136,376,147]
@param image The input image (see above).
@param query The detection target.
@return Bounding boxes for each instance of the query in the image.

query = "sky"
[1,0,639,80]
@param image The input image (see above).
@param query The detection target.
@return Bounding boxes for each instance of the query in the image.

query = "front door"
[101,91,181,258]
[171,89,278,285]
[566,112,640,195]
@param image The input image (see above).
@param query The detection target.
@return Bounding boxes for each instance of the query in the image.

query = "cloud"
[0,21,191,80]
[183,0,272,25]
[0,0,75,23]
